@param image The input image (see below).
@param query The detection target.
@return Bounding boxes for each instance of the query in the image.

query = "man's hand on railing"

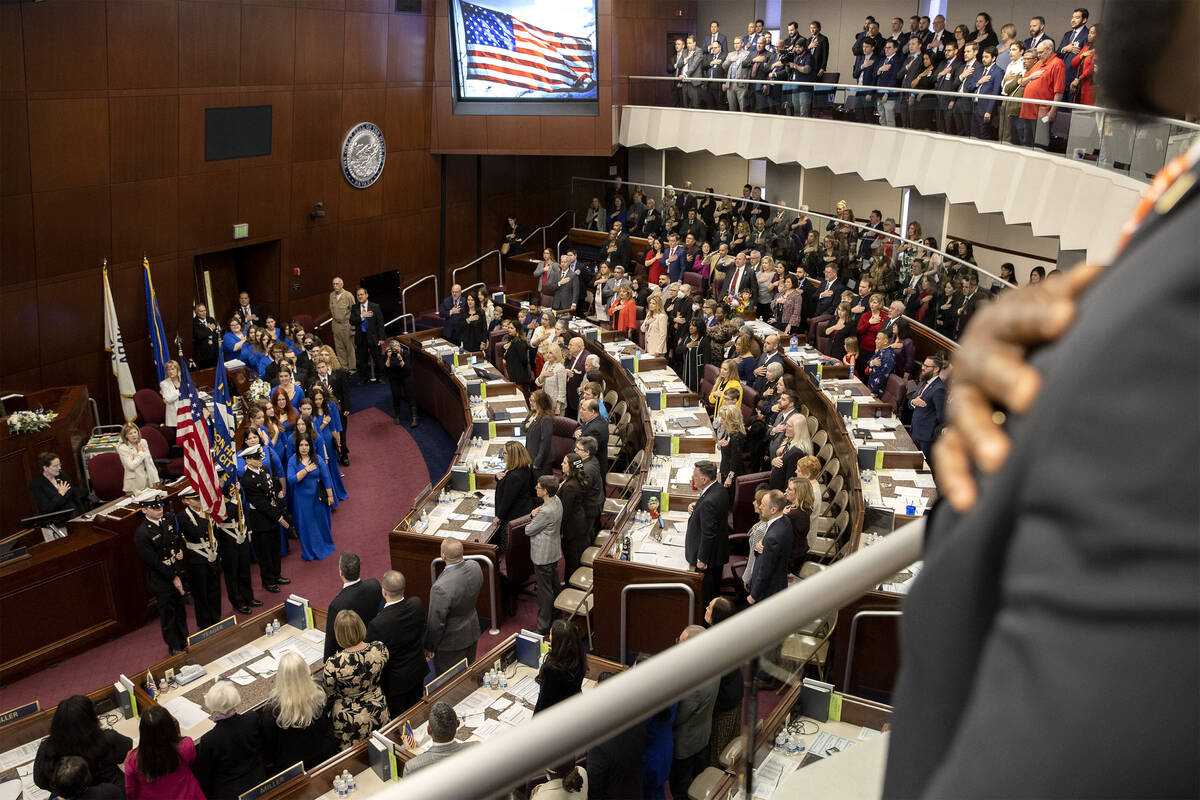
[935,262,1103,511]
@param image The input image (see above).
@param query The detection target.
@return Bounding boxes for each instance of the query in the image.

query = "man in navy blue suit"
[971,46,1004,139]
[851,38,880,123]
[664,232,686,283]
[907,352,946,458]
[1056,7,1091,100]
[747,490,791,605]
[1024,15,1054,52]
[684,461,730,605]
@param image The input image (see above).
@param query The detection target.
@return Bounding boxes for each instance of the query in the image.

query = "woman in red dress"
[1071,25,1097,105]
[645,235,664,284]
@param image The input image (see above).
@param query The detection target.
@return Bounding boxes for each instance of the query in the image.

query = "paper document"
[213,644,264,673]
[473,719,512,740]
[301,628,326,644]
[461,519,491,531]
[488,697,513,712]
[247,656,279,677]
[226,669,256,686]
[911,475,936,488]
[454,690,493,716]
[162,696,210,731]
[0,736,46,770]
[269,637,323,666]
[498,704,533,725]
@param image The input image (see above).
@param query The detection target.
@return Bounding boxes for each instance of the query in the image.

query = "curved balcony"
[616,77,1199,263]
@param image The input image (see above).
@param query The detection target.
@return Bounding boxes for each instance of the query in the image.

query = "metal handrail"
[461,281,485,297]
[400,274,439,320]
[842,609,904,691]
[619,581,696,665]
[314,315,333,330]
[571,176,1014,289]
[384,313,415,334]
[384,518,924,800]
[430,555,501,635]
[556,232,569,261]
[520,209,577,255]
[624,75,1200,130]
[451,249,502,289]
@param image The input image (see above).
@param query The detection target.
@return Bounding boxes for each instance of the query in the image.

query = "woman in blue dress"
[269,390,297,516]
[308,387,347,499]
[642,701,677,800]
[286,433,335,561]
[222,316,249,363]
[275,365,305,409]
[294,400,345,506]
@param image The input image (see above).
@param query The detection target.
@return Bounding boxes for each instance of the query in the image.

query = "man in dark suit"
[680,35,704,108]
[807,21,829,78]
[934,42,963,133]
[563,337,588,418]
[703,20,727,58]
[423,538,484,676]
[750,333,783,392]
[574,436,605,536]
[241,446,289,595]
[1056,7,1090,100]
[899,35,926,128]
[134,498,188,655]
[747,491,791,604]
[365,570,427,717]
[669,625,721,799]
[350,286,385,382]
[703,39,726,109]
[640,197,662,238]
[723,251,759,302]
[234,291,261,328]
[926,14,953,52]
[192,304,221,369]
[906,353,946,459]
[324,552,382,660]
[971,46,1004,139]
[576,402,608,473]
[807,264,846,343]
[1023,15,1053,51]
[29,451,85,521]
[886,12,1198,796]
[684,461,730,604]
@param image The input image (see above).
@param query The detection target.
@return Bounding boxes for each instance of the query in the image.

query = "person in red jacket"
[1071,25,1097,105]
[607,285,638,334]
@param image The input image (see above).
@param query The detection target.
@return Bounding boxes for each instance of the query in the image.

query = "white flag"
[103,266,138,422]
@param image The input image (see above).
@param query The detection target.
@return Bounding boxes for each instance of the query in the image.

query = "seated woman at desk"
[194,681,266,800]
[122,705,205,800]
[716,404,747,489]
[534,620,587,715]
[707,358,743,414]
[159,360,181,442]
[324,610,390,747]
[260,651,338,772]
[117,423,160,494]
[33,695,132,794]
[769,415,814,491]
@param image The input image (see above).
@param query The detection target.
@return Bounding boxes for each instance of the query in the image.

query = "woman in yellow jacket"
[707,358,743,413]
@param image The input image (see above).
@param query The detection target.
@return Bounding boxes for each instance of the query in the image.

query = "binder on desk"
[857,446,884,471]
[583,328,600,342]
[472,420,492,440]
[801,677,834,723]
[284,595,310,630]
[493,410,510,422]
[368,732,399,781]
[515,630,544,668]
[619,355,637,373]
[492,292,506,306]
[652,434,679,456]
[836,397,856,418]
[803,362,821,382]
[466,381,484,398]
[644,390,665,411]
[450,467,476,492]
[118,674,138,718]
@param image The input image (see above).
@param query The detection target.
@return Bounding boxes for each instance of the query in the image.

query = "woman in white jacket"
[116,423,160,493]
[535,343,567,415]
[159,359,181,438]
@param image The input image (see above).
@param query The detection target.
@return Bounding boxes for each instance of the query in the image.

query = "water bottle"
[849,364,855,379]
[343,769,355,792]
[795,735,806,754]
[265,624,273,637]
[789,335,798,352]
[786,735,801,756]
[333,776,346,797]
[272,619,280,633]
[499,670,508,690]
[775,732,787,752]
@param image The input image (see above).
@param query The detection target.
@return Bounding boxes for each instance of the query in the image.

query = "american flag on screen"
[177,361,227,522]
[460,1,595,93]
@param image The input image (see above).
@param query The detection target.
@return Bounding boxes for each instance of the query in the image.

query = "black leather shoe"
[236,605,251,614]
[265,584,280,593]
[339,454,350,467]
[250,598,264,607]
[276,577,291,585]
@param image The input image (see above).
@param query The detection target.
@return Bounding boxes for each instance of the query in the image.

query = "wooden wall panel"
[387,12,432,84]
[346,0,391,13]
[384,86,430,152]
[110,96,180,184]
[27,99,109,193]
[381,149,438,214]
[179,2,241,88]
[444,201,475,264]
[0,6,25,94]
[178,171,239,251]
[295,9,345,85]
[0,286,40,378]
[289,225,339,292]
[293,90,343,163]
[20,2,108,93]
[384,208,440,277]
[1,195,35,284]
[241,6,296,86]
[337,218,383,274]
[110,178,179,264]
[1,100,31,197]
[238,165,291,238]
[107,1,180,90]
[177,91,239,175]
[32,186,111,280]
[290,160,342,230]
[343,12,389,84]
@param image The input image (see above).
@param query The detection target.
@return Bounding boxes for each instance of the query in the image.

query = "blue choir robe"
[287,454,336,561]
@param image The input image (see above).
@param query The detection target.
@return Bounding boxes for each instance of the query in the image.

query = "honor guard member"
[178,486,224,631]
[133,496,189,655]
[240,445,291,595]
[215,466,259,615]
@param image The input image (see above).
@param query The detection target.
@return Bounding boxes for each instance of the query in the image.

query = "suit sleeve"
[929,383,946,429]
[697,495,719,564]
[749,527,783,600]
[423,584,448,651]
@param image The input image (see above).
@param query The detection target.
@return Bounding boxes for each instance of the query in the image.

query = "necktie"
[361,305,367,332]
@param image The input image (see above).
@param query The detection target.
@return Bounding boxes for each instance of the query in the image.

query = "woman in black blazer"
[459,294,487,353]
[194,682,267,800]
[259,652,339,773]
[534,620,586,715]
[715,404,747,491]
[492,441,535,554]
[32,695,132,793]
[502,320,532,390]
[524,389,556,477]
[557,453,590,580]
[769,415,813,491]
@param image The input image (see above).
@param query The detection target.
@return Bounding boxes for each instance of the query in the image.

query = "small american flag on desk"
[460,1,595,93]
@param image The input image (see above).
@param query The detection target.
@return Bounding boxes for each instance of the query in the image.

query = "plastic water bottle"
[272,619,280,633]
[343,769,355,792]
[265,624,273,637]
[332,776,346,797]
[790,335,798,352]
[795,735,806,755]
[849,364,855,379]
[786,735,801,756]
[775,732,787,752]
[499,670,508,690]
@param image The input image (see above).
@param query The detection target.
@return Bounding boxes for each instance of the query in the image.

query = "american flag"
[460,1,595,93]
[401,720,417,751]
[177,361,227,522]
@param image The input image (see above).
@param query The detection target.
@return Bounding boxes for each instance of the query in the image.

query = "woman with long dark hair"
[502,319,532,391]
[33,695,132,793]
[287,434,336,561]
[459,294,487,353]
[557,453,590,581]
[123,706,205,800]
[524,389,556,477]
[533,619,586,715]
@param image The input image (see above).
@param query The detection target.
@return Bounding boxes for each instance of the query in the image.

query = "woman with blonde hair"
[158,360,181,440]
[769,414,813,490]
[607,284,638,335]
[535,343,567,414]
[260,652,337,772]
[640,294,668,356]
[707,358,743,413]
[492,441,534,556]
[717,404,746,488]
[117,423,159,493]
[323,610,389,747]
[784,476,816,568]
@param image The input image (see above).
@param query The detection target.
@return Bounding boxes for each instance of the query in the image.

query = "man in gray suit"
[680,34,705,108]
[402,702,474,776]
[527,475,563,635]
[723,36,753,111]
[669,625,721,799]
[423,538,483,676]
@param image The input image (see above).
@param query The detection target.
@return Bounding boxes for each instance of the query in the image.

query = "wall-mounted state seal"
[341,122,386,189]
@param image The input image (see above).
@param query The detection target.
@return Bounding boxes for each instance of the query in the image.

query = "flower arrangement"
[246,379,272,404]
[7,408,58,435]
[725,291,755,316]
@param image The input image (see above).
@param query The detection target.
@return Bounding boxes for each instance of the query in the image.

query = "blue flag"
[210,357,238,490]
[144,257,171,383]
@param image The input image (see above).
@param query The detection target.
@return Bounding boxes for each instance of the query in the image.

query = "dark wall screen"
[204,105,273,162]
